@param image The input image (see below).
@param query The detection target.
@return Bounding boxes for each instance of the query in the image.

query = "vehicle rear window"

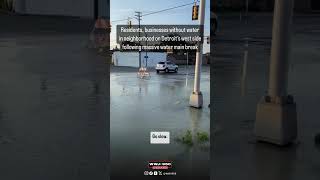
[158,62,165,64]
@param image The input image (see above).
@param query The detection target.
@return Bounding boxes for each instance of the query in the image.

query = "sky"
[110,0,210,53]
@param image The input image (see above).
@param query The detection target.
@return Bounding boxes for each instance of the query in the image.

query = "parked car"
[156,61,178,73]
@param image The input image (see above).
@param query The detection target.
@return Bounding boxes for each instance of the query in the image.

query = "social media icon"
[149,171,153,176]
[154,171,158,176]
[144,171,149,176]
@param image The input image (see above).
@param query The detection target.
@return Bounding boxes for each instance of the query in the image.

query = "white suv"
[156,61,178,73]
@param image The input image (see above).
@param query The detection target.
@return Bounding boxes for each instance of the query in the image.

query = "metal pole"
[194,0,205,93]
[268,0,294,99]
[187,52,189,74]
[145,32,148,68]
[189,0,205,108]
[255,0,297,145]
[139,16,141,68]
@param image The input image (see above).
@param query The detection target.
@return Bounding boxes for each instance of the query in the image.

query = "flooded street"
[1,12,320,180]
[110,66,210,178]
[0,15,108,180]
[212,14,320,180]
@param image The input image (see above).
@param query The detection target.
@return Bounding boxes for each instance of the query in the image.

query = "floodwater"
[1,13,320,180]
[110,67,210,178]
[0,15,108,180]
[212,14,320,180]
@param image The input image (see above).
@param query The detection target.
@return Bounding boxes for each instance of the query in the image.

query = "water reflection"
[253,144,297,180]
[189,107,202,142]
[92,81,100,95]
[137,78,149,96]
[241,41,249,97]
[40,77,48,91]
[110,69,210,177]
[189,107,203,169]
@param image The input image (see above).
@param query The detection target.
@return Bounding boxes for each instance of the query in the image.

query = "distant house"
[14,0,109,18]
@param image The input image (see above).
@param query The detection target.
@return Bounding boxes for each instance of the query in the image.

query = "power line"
[111,17,133,23]
[142,1,199,17]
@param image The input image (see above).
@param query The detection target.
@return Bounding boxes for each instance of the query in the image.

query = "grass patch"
[175,130,209,146]
[176,130,193,146]
[196,131,209,143]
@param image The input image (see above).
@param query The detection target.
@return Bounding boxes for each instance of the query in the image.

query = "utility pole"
[189,0,205,108]
[145,32,148,68]
[135,11,142,68]
[255,0,297,146]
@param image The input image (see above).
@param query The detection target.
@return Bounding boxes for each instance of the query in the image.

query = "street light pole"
[145,32,148,68]
[255,0,297,146]
[189,0,205,108]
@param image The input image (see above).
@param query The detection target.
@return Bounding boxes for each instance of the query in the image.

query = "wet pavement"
[1,12,320,180]
[110,66,210,178]
[212,14,320,180]
[0,15,109,180]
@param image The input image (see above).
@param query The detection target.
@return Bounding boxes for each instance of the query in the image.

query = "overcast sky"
[110,0,210,53]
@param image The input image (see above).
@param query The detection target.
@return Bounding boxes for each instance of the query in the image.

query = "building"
[112,52,167,68]
[213,0,320,12]
[14,0,109,18]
